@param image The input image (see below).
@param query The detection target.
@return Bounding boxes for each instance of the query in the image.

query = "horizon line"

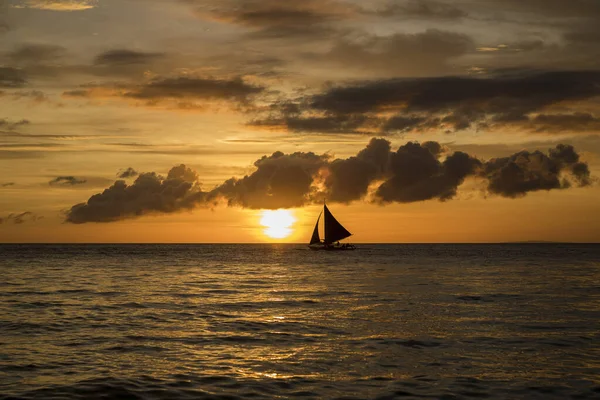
[1,242,599,245]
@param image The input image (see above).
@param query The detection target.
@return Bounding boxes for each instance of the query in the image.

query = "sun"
[260,210,296,239]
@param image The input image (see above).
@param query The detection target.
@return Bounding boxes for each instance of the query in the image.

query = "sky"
[1,0,600,243]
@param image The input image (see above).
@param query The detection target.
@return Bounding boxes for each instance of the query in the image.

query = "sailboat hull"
[308,244,356,251]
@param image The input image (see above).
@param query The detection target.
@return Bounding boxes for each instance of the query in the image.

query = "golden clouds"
[13,0,95,11]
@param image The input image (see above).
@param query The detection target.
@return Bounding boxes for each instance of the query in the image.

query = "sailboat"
[308,203,356,250]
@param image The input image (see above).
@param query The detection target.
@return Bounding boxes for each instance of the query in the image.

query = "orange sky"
[1,0,600,243]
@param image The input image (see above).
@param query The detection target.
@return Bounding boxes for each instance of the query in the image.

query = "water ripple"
[0,244,599,399]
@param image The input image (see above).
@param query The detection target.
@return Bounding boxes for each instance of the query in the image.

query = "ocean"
[0,244,599,399]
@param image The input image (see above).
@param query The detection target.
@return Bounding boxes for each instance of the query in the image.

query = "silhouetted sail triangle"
[309,212,322,245]
[324,204,352,244]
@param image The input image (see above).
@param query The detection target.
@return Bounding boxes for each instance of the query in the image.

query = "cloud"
[65,139,592,223]
[64,76,265,109]
[194,0,356,39]
[0,212,42,225]
[211,141,590,205]
[94,49,164,66]
[0,67,27,88]
[527,113,600,133]
[326,138,391,202]
[310,29,474,77]
[376,142,481,203]
[62,89,91,98]
[484,144,591,197]
[125,77,263,102]
[49,176,87,186]
[369,0,468,20]
[65,165,206,223]
[7,44,67,65]
[460,0,600,70]
[0,118,30,130]
[0,150,46,159]
[14,1,96,11]
[47,175,114,188]
[499,0,600,18]
[209,151,329,209]
[249,114,370,134]
[1,182,15,187]
[311,70,600,117]
[11,90,50,103]
[564,28,600,45]
[475,41,546,54]
[253,70,600,134]
[0,129,113,140]
[0,143,63,150]
[118,167,139,179]
[0,46,169,85]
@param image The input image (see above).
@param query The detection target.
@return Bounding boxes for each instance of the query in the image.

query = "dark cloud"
[65,165,205,224]
[209,151,329,209]
[249,114,369,134]
[0,46,168,84]
[0,19,9,35]
[468,0,600,70]
[49,176,87,186]
[66,76,265,109]
[94,50,165,66]
[194,0,355,39]
[0,1,10,35]
[205,6,319,26]
[0,67,27,88]
[564,29,600,45]
[7,44,67,65]
[253,70,600,134]
[370,0,468,20]
[484,144,591,197]
[311,70,600,116]
[475,40,547,55]
[528,113,600,133]
[11,90,50,103]
[0,118,30,130]
[194,0,468,42]
[421,141,446,157]
[62,89,91,98]
[87,49,170,79]
[0,212,42,225]
[375,142,481,203]
[1,182,15,187]
[327,138,391,203]
[66,140,592,223]
[499,0,600,18]
[382,115,428,132]
[310,29,474,77]
[125,77,264,102]
[48,176,115,189]
[0,150,46,159]
[118,167,139,179]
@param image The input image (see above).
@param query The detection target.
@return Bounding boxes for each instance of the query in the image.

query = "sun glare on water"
[260,210,296,239]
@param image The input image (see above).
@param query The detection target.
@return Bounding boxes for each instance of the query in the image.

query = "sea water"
[0,244,599,399]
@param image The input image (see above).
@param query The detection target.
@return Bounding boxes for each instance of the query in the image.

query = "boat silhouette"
[308,203,356,250]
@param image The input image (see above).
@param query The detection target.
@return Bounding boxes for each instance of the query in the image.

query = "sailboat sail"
[323,204,352,244]
[309,212,322,245]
